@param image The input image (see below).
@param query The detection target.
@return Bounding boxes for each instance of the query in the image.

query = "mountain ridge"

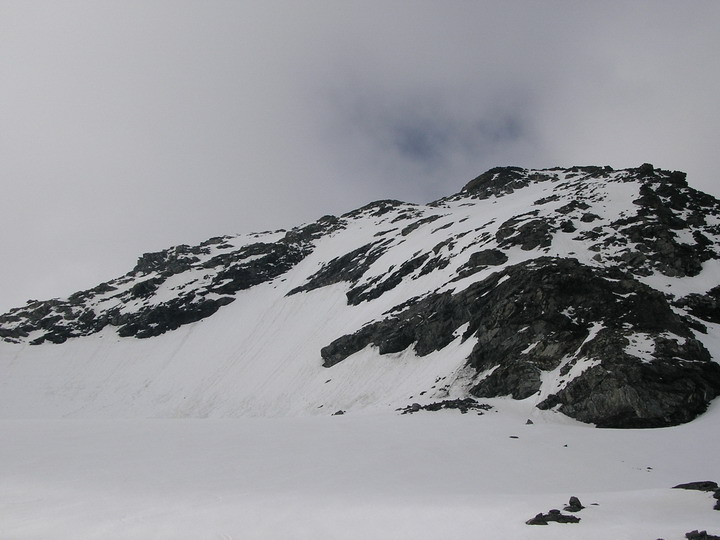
[2,164,720,427]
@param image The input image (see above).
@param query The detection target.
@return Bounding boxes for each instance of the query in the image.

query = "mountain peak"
[458,164,689,200]
[1,165,719,427]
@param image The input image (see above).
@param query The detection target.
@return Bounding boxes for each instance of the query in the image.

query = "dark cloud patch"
[394,122,446,163]
[313,78,539,204]
[391,112,524,166]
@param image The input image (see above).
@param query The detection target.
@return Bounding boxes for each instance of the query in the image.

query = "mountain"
[2,163,720,427]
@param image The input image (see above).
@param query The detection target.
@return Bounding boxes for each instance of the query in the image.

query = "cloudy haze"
[1,1,719,312]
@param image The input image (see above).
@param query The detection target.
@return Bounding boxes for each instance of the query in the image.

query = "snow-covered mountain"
[2,163,720,427]
[4,164,720,540]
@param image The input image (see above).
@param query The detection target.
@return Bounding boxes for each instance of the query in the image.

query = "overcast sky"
[1,1,719,312]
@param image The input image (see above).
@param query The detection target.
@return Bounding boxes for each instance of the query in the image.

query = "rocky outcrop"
[677,287,720,324]
[462,166,547,199]
[322,258,720,428]
[347,253,430,305]
[397,398,492,415]
[287,241,390,296]
[496,212,555,251]
[0,218,343,343]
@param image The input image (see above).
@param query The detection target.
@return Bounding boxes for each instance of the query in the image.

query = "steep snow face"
[1,164,720,424]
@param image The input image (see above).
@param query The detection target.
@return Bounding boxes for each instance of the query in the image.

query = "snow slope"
[1,165,719,420]
[1,165,720,538]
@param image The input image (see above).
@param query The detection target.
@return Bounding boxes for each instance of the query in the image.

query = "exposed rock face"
[462,166,548,198]
[321,257,720,428]
[287,241,390,296]
[673,481,719,492]
[2,164,720,427]
[0,219,341,343]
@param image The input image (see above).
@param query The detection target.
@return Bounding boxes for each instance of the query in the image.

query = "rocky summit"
[2,164,720,427]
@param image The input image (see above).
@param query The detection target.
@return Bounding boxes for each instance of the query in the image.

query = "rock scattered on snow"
[564,496,585,512]
[526,509,581,525]
[685,530,720,540]
[397,398,491,415]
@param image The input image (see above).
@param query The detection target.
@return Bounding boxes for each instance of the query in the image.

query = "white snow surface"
[1,168,720,538]
[1,408,719,539]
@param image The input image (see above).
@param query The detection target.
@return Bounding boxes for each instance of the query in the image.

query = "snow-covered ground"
[2,402,719,539]
[2,168,720,538]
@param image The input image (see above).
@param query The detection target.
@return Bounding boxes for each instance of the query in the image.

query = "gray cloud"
[0,1,719,311]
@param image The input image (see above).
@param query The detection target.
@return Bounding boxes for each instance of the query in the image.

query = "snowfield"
[1,405,719,539]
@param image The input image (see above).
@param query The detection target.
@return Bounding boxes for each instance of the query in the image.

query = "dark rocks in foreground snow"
[526,508,581,525]
[527,489,720,533]
[564,496,585,512]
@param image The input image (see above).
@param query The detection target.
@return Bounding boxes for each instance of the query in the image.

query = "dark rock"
[462,166,530,198]
[560,220,577,233]
[534,194,562,206]
[549,514,580,524]
[564,496,584,512]
[397,399,492,415]
[347,253,430,305]
[280,216,344,244]
[526,509,580,525]
[401,215,442,236]
[133,244,206,276]
[341,199,405,219]
[686,531,720,540]
[557,200,591,215]
[526,513,548,525]
[607,180,720,278]
[417,255,450,277]
[116,296,235,339]
[468,248,508,267]
[674,481,719,492]
[580,212,601,223]
[209,242,311,296]
[454,249,509,280]
[130,277,164,299]
[638,162,655,176]
[431,221,454,233]
[496,214,554,251]
[287,241,388,295]
[676,287,720,324]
